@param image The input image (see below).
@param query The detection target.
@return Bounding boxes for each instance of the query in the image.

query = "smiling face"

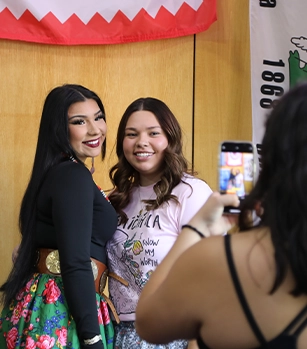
[123,110,168,186]
[68,98,107,162]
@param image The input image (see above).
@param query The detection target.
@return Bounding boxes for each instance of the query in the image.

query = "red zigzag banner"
[0,0,216,45]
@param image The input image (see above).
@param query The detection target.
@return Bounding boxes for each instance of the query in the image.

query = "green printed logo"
[289,37,307,87]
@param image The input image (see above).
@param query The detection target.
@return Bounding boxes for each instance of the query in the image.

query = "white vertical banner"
[250,0,307,145]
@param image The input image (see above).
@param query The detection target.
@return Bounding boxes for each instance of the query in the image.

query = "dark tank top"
[197,234,307,349]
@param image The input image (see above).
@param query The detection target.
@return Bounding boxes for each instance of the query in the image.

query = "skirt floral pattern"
[114,321,188,349]
[0,273,114,349]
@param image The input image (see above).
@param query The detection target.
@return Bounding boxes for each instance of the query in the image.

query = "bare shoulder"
[179,229,307,347]
[230,228,275,292]
[186,229,271,268]
[184,229,274,303]
[176,229,274,296]
[183,235,231,288]
[178,235,239,323]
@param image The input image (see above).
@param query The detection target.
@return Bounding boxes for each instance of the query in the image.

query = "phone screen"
[218,141,255,213]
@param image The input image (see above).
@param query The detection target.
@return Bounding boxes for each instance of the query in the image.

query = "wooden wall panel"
[0,37,194,286]
[194,0,251,189]
[0,0,251,296]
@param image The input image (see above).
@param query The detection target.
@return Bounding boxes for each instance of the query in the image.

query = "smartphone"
[218,141,256,214]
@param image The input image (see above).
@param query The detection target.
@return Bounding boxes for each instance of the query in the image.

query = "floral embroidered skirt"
[114,321,188,349]
[0,273,114,349]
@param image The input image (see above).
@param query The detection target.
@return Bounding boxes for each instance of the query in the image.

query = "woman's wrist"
[185,218,210,237]
[181,224,205,238]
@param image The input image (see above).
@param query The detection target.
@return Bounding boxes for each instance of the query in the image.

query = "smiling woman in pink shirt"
[106,97,214,349]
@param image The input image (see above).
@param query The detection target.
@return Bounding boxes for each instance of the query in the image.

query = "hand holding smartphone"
[218,141,256,214]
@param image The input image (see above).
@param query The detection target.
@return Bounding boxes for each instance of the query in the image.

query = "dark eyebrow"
[125,126,161,131]
[147,126,161,130]
[68,110,102,121]
[125,127,137,131]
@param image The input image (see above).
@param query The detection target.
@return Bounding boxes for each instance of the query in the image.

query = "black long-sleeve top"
[35,161,117,347]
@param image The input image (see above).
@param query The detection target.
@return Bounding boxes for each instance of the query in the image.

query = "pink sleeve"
[177,179,212,230]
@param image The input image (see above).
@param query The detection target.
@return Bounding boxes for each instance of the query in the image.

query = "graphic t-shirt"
[107,174,212,321]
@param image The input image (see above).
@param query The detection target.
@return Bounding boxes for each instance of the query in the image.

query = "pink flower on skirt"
[25,279,33,293]
[97,302,103,325]
[25,310,33,323]
[25,336,36,349]
[55,326,67,346]
[22,308,29,319]
[6,327,18,349]
[22,293,32,307]
[36,335,55,349]
[15,289,24,301]
[100,300,110,325]
[10,302,23,325]
[42,279,61,304]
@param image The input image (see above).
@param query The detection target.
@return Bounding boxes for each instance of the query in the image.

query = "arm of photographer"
[135,192,239,345]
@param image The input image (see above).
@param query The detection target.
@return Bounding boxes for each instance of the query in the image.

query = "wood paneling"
[0,0,251,292]
[194,0,251,189]
[0,37,194,286]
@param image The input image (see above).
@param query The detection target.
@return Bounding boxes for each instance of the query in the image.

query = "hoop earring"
[90,157,95,174]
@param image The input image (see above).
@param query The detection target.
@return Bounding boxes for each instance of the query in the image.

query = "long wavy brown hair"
[109,97,195,224]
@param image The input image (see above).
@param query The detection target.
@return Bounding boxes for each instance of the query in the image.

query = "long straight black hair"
[0,84,106,307]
